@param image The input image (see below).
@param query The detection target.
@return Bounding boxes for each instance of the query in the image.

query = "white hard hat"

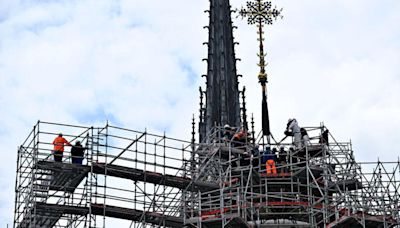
[224,124,230,129]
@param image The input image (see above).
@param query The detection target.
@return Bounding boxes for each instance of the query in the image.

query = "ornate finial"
[238,0,282,137]
[238,0,282,85]
[239,1,282,25]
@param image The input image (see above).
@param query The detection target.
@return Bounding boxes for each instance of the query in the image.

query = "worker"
[251,144,260,167]
[52,133,71,162]
[71,141,85,165]
[300,128,310,147]
[278,146,288,173]
[262,146,277,175]
[319,129,329,146]
[285,119,301,148]
[240,151,250,167]
[223,124,233,141]
[232,128,248,148]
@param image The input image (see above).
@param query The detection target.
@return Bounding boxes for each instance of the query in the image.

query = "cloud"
[0,0,205,224]
[1,0,400,226]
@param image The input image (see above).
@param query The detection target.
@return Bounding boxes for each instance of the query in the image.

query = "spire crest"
[239,0,282,137]
[239,0,282,84]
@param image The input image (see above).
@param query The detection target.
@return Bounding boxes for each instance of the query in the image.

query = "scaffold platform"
[91,163,218,192]
[19,203,184,228]
[36,160,218,193]
[36,161,89,193]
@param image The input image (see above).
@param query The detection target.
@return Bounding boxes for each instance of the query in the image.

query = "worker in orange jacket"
[52,133,71,162]
[232,128,248,148]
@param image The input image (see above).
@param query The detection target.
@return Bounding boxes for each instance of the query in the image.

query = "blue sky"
[1,0,400,226]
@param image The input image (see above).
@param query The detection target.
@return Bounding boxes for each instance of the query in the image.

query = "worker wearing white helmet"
[286,118,301,148]
[223,124,233,141]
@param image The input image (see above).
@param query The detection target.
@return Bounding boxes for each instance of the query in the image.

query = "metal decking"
[36,160,218,192]
[19,203,183,228]
[92,163,219,192]
[36,161,89,193]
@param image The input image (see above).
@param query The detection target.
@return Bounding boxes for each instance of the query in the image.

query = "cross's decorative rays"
[239,0,282,26]
[238,0,282,85]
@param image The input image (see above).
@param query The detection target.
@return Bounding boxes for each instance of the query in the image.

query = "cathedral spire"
[199,0,241,142]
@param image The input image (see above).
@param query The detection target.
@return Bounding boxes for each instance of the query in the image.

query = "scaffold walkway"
[36,160,218,192]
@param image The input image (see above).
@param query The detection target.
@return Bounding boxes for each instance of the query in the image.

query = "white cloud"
[1,0,400,225]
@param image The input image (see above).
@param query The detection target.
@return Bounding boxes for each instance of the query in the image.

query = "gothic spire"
[199,0,241,142]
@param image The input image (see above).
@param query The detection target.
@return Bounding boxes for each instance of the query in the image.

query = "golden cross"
[239,0,282,85]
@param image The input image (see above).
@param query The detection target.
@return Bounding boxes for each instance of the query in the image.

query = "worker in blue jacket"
[262,146,277,174]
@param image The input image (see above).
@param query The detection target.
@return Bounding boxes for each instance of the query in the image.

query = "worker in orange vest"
[52,133,71,162]
[232,128,248,148]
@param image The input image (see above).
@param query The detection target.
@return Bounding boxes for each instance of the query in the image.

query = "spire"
[199,0,241,141]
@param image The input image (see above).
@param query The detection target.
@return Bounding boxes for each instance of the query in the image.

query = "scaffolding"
[14,121,196,228]
[14,121,400,227]
[183,126,400,228]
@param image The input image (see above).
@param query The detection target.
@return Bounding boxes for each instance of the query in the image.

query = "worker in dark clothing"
[240,152,250,167]
[251,145,260,167]
[223,124,234,141]
[320,129,329,145]
[71,141,85,165]
[52,133,71,162]
[278,146,288,173]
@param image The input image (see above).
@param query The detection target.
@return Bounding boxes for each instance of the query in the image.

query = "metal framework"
[14,121,194,228]
[183,125,400,228]
[14,121,400,227]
